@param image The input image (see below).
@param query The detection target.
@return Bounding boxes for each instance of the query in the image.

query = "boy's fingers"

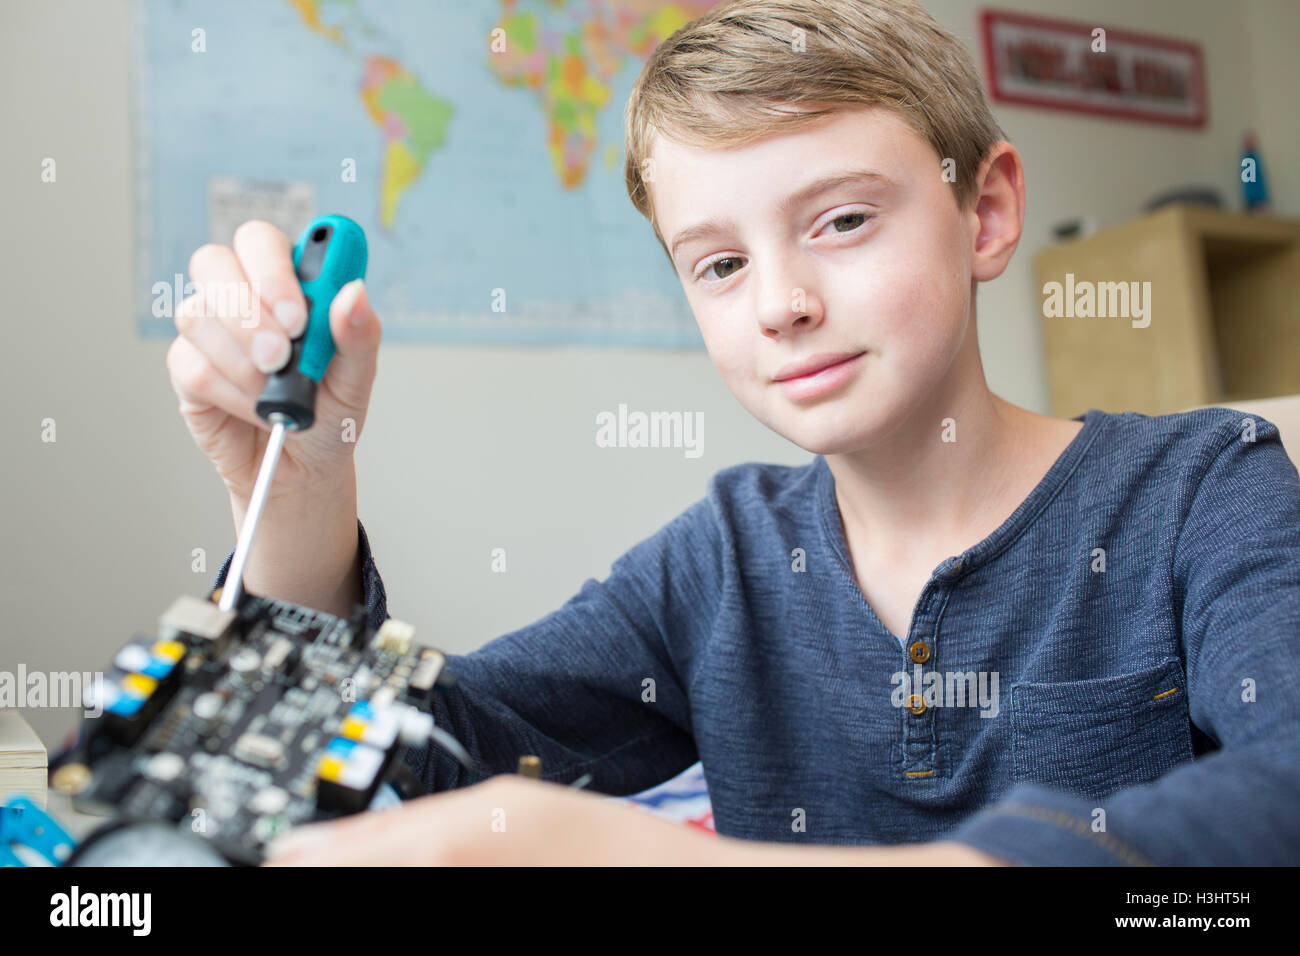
[180,244,287,383]
[323,279,381,411]
[166,334,261,427]
[231,219,309,338]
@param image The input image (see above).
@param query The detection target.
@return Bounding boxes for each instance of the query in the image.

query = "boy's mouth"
[772,350,867,401]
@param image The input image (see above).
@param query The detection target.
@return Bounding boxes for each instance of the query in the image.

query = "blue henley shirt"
[212,406,1300,865]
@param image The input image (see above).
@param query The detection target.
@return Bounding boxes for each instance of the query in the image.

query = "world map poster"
[134,0,725,346]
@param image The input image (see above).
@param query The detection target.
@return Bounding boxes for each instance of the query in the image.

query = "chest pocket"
[1009,657,1193,802]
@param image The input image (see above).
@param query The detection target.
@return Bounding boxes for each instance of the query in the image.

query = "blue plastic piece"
[291,214,368,382]
[0,795,78,867]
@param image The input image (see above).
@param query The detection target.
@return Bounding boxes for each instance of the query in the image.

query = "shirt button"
[906,693,928,716]
[909,641,931,664]
[954,559,965,573]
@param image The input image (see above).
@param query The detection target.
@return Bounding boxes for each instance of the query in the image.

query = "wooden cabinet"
[1035,205,1300,416]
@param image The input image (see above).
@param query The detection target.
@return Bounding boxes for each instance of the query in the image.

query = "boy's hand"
[165,219,382,507]
[263,775,1011,866]
[263,775,742,866]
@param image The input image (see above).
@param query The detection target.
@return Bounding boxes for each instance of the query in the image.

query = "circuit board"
[66,591,453,865]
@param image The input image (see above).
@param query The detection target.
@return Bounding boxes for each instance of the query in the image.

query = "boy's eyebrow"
[668,168,897,262]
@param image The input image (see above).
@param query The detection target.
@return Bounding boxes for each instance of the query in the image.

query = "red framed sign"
[979,9,1207,128]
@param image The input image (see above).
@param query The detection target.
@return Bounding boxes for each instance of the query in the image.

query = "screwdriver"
[218,215,368,613]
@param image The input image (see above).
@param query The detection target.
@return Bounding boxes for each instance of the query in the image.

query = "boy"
[173,0,1300,865]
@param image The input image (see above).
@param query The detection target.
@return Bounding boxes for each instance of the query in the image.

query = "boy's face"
[650,105,979,455]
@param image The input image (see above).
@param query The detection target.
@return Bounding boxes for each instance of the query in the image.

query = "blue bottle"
[1241,131,1271,213]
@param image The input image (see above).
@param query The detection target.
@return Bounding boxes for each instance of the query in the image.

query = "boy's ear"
[968,141,1025,282]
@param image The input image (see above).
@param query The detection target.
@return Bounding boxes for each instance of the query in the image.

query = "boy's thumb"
[324,278,381,409]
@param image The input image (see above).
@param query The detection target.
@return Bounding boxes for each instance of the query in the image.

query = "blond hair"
[623,0,1004,255]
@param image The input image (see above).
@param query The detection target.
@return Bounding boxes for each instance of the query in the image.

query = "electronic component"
[339,700,400,749]
[84,637,187,745]
[69,592,465,864]
[315,737,388,812]
[407,648,447,700]
[233,732,286,769]
[159,595,235,650]
[372,618,415,654]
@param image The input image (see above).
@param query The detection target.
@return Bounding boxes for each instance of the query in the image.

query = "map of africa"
[134,0,723,346]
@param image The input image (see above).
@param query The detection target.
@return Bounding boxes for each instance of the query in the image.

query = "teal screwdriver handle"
[256,215,368,431]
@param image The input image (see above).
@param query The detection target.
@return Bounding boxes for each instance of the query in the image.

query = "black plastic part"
[253,219,338,431]
[298,225,331,281]
[255,331,317,431]
[387,761,425,801]
[315,741,400,814]
[273,643,304,687]
[73,750,138,806]
[101,666,184,747]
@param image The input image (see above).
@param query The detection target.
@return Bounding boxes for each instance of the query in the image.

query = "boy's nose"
[755,266,825,339]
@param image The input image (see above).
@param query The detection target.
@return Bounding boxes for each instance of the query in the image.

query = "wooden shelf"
[1035,205,1300,417]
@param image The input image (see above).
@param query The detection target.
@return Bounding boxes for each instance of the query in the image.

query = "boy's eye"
[821,212,869,235]
[691,211,870,282]
[697,256,746,282]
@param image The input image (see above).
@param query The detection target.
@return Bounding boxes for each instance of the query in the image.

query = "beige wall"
[2,0,1296,749]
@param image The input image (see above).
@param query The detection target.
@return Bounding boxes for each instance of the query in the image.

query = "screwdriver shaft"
[219,417,290,612]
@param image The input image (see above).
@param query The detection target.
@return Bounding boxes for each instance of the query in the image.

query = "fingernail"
[273,299,307,337]
[334,280,365,328]
[252,330,289,373]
